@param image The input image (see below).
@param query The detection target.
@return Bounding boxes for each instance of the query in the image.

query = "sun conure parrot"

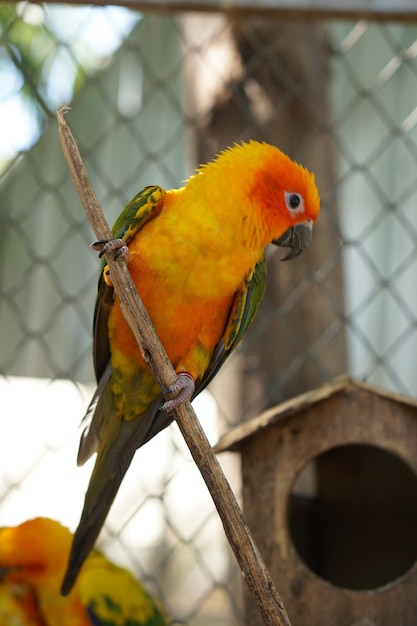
[61,140,320,594]
[0,518,168,626]
[0,582,44,626]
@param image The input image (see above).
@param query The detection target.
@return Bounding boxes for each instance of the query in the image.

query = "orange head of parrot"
[245,141,320,258]
[190,140,320,260]
[0,518,71,586]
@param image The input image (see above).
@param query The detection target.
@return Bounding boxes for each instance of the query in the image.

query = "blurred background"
[1,1,417,623]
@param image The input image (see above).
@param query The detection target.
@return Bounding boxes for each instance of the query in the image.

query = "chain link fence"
[1,3,417,624]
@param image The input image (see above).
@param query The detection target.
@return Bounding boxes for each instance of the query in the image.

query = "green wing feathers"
[93,186,165,383]
[111,186,165,245]
[196,255,267,393]
[223,256,267,351]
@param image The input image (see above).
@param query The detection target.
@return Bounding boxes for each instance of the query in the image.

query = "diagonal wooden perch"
[57,104,291,626]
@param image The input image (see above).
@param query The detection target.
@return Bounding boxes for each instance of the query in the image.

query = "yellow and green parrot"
[0,582,44,626]
[62,140,320,594]
[0,518,168,626]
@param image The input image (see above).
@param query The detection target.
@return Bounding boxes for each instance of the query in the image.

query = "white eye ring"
[284,191,304,215]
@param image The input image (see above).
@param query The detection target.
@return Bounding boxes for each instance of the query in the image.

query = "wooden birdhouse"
[215,377,417,626]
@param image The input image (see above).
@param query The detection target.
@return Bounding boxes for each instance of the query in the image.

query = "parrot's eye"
[284,191,304,215]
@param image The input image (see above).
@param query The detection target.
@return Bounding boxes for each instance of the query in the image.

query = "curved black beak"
[273,220,313,261]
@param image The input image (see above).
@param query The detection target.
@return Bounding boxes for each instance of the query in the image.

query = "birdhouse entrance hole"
[287,443,417,591]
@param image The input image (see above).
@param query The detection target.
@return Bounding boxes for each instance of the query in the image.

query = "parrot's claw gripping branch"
[91,238,130,262]
[162,372,195,412]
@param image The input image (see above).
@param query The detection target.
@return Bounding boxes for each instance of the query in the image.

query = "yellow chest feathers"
[130,188,264,300]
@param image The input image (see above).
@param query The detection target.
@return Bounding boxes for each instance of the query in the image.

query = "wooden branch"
[43,0,417,23]
[57,105,291,626]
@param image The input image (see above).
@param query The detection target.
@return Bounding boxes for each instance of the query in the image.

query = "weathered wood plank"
[214,377,417,453]
[34,0,417,22]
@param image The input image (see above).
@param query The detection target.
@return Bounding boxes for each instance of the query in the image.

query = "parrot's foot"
[91,238,130,262]
[161,372,195,412]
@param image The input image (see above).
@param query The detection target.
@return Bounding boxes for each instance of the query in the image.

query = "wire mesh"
[1,4,417,624]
